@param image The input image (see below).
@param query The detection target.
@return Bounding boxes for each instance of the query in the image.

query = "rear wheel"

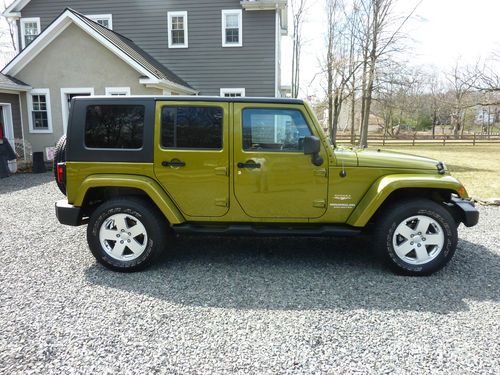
[87,197,167,272]
[375,199,458,276]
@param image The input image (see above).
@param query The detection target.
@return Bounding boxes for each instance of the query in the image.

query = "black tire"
[87,197,168,272]
[53,135,67,195]
[374,198,458,276]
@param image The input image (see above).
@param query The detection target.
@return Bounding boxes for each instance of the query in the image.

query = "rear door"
[153,101,230,217]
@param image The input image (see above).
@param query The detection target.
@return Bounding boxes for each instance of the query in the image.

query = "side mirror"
[303,136,324,166]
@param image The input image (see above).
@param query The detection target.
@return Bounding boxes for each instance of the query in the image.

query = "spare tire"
[53,135,67,195]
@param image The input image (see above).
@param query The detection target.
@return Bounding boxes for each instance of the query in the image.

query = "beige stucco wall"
[15,24,162,154]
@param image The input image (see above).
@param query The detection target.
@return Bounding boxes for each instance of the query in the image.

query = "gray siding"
[20,0,277,96]
[0,92,22,139]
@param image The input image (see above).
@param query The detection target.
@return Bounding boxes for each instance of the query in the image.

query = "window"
[161,106,223,149]
[20,17,40,49]
[168,11,188,48]
[105,87,131,96]
[86,14,113,29]
[222,10,242,47]
[28,88,52,133]
[85,105,145,149]
[220,88,245,97]
[242,108,312,152]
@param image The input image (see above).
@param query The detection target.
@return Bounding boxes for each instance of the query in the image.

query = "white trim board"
[60,87,94,134]
[27,88,52,134]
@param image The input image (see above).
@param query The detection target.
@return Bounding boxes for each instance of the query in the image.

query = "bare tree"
[446,61,476,139]
[290,0,308,98]
[1,0,17,51]
[357,0,422,147]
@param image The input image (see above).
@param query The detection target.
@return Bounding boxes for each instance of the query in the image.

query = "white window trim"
[220,88,246,97]
[105,87,131,96]
[167,11,188,48]
[221,9,242,47]
[86,14,113,29]
[27,88,52,134]
[60,88,94,134]
[20,17,40,49]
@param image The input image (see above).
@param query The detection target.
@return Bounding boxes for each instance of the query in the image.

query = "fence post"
[473,132,476,146]
[412,133,416,146]
[443,137,445,146]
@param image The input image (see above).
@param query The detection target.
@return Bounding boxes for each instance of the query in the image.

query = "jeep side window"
[161,106,223,149]
[242,108,312,152]
[85,105,145,149]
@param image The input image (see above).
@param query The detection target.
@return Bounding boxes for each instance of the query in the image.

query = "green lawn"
[381,144,500,199]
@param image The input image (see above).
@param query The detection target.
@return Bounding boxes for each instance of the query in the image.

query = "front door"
[233,104,328,219]
[154,101,230,217]
[0,104,15,148]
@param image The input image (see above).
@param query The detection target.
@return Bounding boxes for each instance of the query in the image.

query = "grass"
[380,144,500,199]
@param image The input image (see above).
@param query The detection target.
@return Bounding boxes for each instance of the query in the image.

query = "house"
[0,73,31,165]
[2,0,288,160]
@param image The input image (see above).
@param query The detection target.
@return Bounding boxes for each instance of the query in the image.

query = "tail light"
[56,162,66,184]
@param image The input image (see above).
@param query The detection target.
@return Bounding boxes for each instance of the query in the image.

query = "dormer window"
[168,11,188,48]
[86,14,113,29]
[222,10,242,47]
[20,17,40,49]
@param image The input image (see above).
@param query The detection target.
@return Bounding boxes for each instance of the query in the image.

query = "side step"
[171,223,362,237]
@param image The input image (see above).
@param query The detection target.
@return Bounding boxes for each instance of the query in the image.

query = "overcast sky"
[284,0,500,97]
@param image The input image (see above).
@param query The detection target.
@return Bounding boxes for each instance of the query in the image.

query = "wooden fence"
[335,133,500,147]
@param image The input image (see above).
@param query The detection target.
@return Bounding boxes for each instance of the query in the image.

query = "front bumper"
[450,197,479,227]
[55,199,85,226]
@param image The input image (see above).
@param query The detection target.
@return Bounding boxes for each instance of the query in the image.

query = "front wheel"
[375,199,458,276]
[87,197,167,272]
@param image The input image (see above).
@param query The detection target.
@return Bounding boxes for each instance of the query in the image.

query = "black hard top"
[73,95,305,105]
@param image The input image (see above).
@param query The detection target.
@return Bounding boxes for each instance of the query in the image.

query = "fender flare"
[73,174,185,224]
[346,174,467,227]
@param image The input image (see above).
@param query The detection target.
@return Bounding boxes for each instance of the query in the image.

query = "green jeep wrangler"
[54,96,478,275]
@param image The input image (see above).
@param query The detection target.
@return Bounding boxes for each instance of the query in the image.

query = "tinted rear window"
[85,105,145,149]
[161,106,223,149]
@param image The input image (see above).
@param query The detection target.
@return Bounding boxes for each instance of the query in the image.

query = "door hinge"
[215,198,229,207]
[313,199,326,208]
[314,168,327,177]
[214,166,228,176]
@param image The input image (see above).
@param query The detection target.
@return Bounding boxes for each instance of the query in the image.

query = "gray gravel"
[1,172,499,374]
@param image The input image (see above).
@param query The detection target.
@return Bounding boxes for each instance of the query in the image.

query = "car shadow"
[84,236,499,314]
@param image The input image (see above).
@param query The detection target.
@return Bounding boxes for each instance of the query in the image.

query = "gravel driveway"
[1,173,499,374]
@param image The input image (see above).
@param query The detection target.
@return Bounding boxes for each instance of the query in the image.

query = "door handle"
[162,160,186,167]
[237,162,261,169]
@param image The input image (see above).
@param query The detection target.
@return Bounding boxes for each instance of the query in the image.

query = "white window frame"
[220,88,246,97]
[105,87,131,96]
[86,14,113,29]
[60,88,94,134]
[20,17,41,49]
[222,10,242,47]
[167,11,188,48]
[27,88,52,134]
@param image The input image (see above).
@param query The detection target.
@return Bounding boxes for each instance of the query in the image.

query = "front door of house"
[0,104,15,148]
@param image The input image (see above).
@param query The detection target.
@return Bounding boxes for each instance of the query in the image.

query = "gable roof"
[2,8,196,94]
[0,73,31,91]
